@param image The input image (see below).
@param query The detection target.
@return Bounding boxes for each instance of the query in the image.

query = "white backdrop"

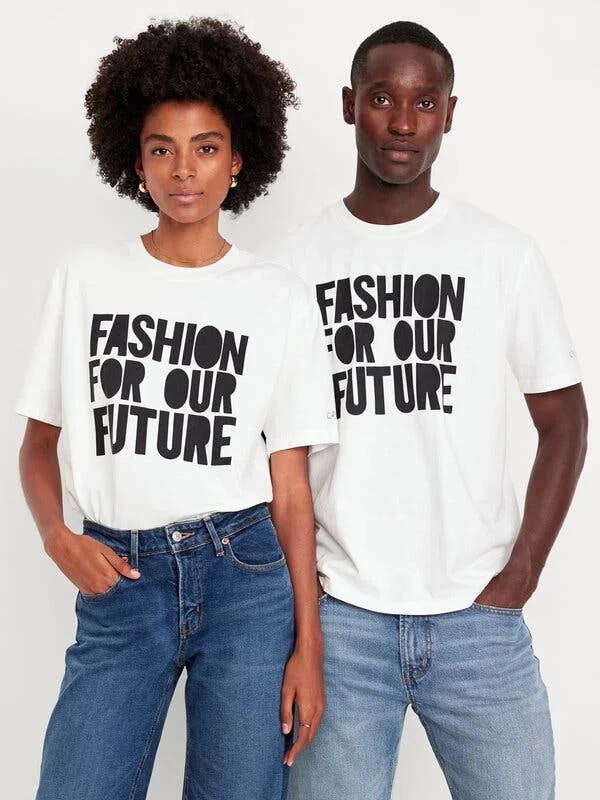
[2,1,598,797]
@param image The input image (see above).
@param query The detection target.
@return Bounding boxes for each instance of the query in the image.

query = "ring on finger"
[299,722,312,728]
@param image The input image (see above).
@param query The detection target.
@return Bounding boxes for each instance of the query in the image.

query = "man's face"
[344,43,457,185]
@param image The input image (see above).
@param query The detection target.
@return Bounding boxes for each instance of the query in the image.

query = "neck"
[146,211,227,268]
[344,164,439,225]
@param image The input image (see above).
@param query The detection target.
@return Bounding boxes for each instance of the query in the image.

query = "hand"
[474,559,535,609]
[280,643,326,767]
[45,526,140,595]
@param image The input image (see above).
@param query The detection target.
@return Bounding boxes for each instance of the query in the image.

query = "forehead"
[359,43,449,91]
[141,100,229,134]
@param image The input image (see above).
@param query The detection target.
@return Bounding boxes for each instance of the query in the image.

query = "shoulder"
[56,240,135,285]
[445,198,537,255]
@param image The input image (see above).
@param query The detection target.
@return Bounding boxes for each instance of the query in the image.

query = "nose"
[388,102,416,137]
[172,153,196,181]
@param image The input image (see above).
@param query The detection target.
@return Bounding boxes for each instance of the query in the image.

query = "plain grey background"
[2,0,598,797]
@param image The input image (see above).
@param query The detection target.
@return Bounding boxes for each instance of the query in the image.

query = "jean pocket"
[471,601,523,616]
[224,517,286,573]
[80,574,125,602]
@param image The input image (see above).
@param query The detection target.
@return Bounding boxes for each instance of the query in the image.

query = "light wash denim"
[36,503,294,800]
[289,594,554,800]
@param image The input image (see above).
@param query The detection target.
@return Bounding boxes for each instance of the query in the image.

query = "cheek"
[421,115,447,141]
[201,154,235,184]
[356,108,383,135]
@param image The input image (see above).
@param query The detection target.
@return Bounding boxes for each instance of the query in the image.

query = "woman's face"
[136,100,242,224]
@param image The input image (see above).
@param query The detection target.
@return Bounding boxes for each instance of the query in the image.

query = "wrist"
[43,523,73,558]
[498,554,539,599]
[294,630,324,656]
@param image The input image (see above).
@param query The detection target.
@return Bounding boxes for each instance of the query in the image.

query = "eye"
[151,147,171,156]
[199,145,217,154]
[372,95,391,106]
[417,99,436,110]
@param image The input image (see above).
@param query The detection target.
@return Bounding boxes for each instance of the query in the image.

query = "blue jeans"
[36,503,294,800]
[289,595,554,800]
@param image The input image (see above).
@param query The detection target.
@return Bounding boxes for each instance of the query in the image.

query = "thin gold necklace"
[150,230,229,267]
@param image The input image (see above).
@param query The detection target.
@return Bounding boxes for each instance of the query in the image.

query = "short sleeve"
[507,243,581,393]
[263,284,338,456]
[15,266,65,426]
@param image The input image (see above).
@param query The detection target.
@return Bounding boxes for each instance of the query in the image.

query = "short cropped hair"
[350,21,454,92]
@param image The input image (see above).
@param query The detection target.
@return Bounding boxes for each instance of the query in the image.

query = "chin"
[377,169,421,186]
[162,204,220,226]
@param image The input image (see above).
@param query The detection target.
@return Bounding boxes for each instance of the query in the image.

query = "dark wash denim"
[36,503,294,800]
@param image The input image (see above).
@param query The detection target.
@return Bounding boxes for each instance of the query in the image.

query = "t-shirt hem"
[320,576,501,615]
[518,369,582,394]
[15,405,62,427]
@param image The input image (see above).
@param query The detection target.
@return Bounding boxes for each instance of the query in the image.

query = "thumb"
[105,548,141,579]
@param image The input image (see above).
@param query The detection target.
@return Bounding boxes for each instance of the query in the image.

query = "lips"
[381,141,420,153]
[169,191,203,204]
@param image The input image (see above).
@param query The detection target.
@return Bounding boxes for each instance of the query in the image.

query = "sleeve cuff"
[266,428,339,456]
[518,370,582,394]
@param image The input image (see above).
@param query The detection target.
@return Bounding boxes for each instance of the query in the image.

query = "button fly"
[172,531,182,542]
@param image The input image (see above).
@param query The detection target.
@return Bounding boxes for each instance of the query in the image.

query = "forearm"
[507,417,587,589]
[270,481,322,651]
[19,432,66,550]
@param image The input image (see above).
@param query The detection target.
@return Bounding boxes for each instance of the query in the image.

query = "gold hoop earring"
[139,181,148,194]
[230,175,238,189]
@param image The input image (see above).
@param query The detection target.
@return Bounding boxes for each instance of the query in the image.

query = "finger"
[307,708,324,743]
[280,689,294,735]
[103,547,140,579]
[284,723,312,766]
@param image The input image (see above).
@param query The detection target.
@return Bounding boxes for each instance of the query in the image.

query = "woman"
[17,18,337,800]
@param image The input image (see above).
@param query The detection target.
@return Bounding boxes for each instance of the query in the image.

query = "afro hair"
[85,18,298,214]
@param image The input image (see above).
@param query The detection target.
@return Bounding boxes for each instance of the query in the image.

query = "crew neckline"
[332,194,451,238]
[129,236,242,281]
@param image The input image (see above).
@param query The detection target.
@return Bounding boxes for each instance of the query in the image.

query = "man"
[274,21,587,800]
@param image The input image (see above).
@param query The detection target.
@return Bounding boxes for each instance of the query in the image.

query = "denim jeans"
[36,503,294,800]
[288,594,554,800]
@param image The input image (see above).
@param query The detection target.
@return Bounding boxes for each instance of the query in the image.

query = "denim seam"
[471,602,523,616]
[417,712,461,800]
[167,509,271,539]
[225,545,287,574]
[399,616,416,702]
[84,510,271,557]
[383,731,403,800]
[79,574,125,601]
[410,617,433,683]
[182,712,192,800]
[128,670,179,800]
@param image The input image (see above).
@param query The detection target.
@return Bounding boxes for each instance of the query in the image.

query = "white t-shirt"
[272,196,582,614]
[16,239,338,530]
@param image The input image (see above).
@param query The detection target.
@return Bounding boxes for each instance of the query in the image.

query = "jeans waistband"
[83,503,271,557]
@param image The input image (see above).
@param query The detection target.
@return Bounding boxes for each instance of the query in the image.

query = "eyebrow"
[143,131,226,144]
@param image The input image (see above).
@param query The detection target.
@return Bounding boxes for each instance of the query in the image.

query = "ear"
[342,86,356,125]
[444,96,458,134]
[134,156,144,181]
[231,150,243,177]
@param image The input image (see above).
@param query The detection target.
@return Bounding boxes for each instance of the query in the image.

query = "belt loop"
[205,518,224,556]
[130,529,139,571]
